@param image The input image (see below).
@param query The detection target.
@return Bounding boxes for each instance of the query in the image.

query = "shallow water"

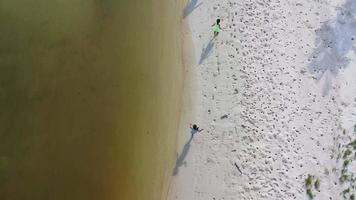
[0,0,183,199]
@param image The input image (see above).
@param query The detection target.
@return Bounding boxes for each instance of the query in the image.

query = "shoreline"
[166,8,197,199]
[167,0,356,199]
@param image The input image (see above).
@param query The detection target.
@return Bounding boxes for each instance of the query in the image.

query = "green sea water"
[0,0,184,199]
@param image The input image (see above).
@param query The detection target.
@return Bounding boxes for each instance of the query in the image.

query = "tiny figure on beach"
[212,19,222,38]
[190,123,204,135]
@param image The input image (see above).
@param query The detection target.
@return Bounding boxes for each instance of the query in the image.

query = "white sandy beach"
[168,0,356,199]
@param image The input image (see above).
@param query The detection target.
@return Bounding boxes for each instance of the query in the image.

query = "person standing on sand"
[190,123,204,135]
[212,19,222,38]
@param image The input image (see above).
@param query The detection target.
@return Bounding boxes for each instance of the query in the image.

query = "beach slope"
[169,0,356,199]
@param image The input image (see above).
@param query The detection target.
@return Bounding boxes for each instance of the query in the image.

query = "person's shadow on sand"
[183,0,203,18]
[173,133,194,176]
[199,39,215,64]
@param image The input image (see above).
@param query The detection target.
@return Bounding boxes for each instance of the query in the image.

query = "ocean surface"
[0,0,184,199]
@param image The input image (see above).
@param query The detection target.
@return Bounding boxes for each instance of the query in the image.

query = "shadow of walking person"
[173,134,194,175]
[199,39,215,65]
[183,0,203,18]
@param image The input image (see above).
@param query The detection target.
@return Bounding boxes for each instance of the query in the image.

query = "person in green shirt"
[212,18,222,38]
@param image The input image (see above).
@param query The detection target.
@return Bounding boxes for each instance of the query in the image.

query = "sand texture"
[168,0,356,199]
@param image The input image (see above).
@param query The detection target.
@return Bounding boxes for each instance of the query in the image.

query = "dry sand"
[168,0,356,199]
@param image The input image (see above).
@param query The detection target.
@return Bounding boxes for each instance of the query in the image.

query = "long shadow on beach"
[183,0,202,18]
[308,0,356,95]
[199,39,215,65]
[173,133,194,176]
